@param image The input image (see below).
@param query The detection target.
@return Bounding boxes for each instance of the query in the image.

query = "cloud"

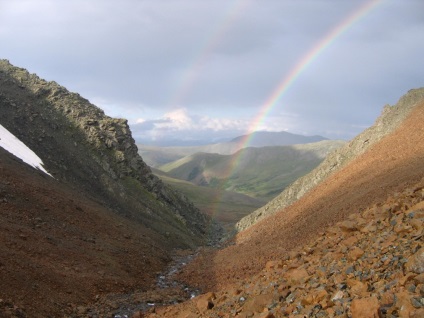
[1,0,423,144]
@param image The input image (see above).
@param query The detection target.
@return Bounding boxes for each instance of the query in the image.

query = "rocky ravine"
[0,59,221,248]
[173,88,424,308]
[146,181,424,317]
[236,88,424,232]
[0,60,221,317]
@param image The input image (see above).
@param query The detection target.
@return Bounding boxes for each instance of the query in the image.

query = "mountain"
[138,131,330,168]
[158,140,345,201]
[0,60,220,316]
[168,88,424,316]
[236,87,424,232]
[230,130,327,147]
[71,88,424,317]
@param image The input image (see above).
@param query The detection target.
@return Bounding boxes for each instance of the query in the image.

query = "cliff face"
[236,87,424,232]
[0,59,217,248]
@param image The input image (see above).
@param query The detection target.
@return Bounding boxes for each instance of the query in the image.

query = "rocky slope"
[0,60,220,317]
[0,146,171,317]
[147,182,424,317]
[0,59,218,248]
[172,88,424,311]
[236,88,424,232]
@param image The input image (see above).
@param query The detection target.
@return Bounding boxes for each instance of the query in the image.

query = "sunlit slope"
[177,88,424,294]
[158,140,345,201]
[237,87,424,232]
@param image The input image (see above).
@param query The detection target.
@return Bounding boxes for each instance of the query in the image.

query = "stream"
[79,249,201,318]
[80,223,224,317]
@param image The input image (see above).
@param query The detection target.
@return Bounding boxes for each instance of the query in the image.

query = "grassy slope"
[153,169,266,232]
[158,141,345,201]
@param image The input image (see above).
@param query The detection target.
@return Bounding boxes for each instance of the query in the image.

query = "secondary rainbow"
[168,0,250,108]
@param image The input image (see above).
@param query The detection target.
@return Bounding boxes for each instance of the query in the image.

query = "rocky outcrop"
[235,87,424,232]
[0,59,219,248]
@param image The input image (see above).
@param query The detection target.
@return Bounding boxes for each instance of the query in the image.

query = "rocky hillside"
[0,59,218,248]
[147,182,424,317]
[172,88,424,310]
[236,88,424,232]
[61,88,424,317]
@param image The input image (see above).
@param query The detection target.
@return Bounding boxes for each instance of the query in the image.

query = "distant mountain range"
[138,131,330,168]
[230,131,327,147]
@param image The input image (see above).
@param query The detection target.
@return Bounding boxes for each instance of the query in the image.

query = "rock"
[284,268,309,285]
[405,248,424,274]
[410,308,424,318]
[350,296,379,318]
[348,247,364,261]
[347,278,368,297]
[395,291,415,318]
[339,220,358,232]
[413,273,424,284]
[265,260,283,271]
[196,292,215,313]
[243,293,274,313]
[331,290,344,301]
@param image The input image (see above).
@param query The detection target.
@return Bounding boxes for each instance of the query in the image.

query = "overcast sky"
[1,0,423,145]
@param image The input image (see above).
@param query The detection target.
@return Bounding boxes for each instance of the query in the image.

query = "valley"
[140,138,345,231]
[0,60,423,318]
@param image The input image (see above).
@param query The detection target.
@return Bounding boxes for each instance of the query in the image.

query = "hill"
[160,88,424,317]
[153,168,266,233]
[138,131,329,168]
[236,88,424,232]
[71,88,424,317]
[0,60,218,317]
[159,140,345,202]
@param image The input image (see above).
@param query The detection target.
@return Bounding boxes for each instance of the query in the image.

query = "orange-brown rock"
[242,293,274,314]
[284,268,309,285]
[405,248,424,274]
[350,296,379,318]
[195,292,215,313]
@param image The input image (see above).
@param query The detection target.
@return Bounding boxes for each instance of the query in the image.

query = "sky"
[0,0,423,145]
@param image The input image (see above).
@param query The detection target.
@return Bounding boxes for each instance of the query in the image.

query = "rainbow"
[239,0,383,149]
[211,0,384,223]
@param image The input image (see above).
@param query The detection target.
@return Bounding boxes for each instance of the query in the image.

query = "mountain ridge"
[172,87,424,296]
[0,59,216,249]
[138,131,331,168]
[235,88,424,232]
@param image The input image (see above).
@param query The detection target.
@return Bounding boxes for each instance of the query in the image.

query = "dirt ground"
[0,147,172,317]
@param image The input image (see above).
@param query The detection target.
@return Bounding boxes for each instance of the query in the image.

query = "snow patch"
[0,124,53,177]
